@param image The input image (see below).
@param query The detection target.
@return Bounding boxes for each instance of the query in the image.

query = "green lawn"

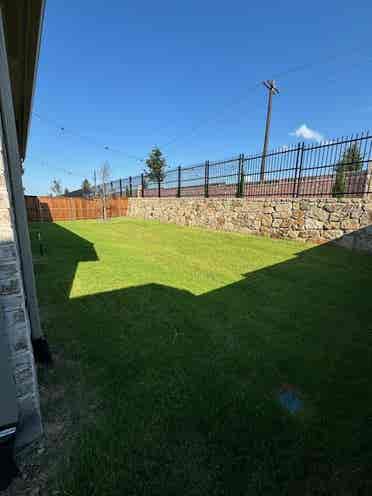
[30,218,372,495]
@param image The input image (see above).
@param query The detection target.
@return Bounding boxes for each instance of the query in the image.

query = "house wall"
[128,197,372,252]
[0,130,42,449]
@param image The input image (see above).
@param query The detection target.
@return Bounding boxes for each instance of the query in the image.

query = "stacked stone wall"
[128,197,372,252]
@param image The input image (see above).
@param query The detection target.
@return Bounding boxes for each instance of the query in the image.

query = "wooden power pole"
[260,80,279,181]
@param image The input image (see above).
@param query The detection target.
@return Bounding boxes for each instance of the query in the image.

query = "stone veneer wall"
[128,197,372,252]
[0,149,42,448]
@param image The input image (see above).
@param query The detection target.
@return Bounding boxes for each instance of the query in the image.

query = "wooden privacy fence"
[25,196,128,222]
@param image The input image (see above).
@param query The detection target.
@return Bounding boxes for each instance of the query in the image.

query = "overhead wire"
[32,112,145,162]
[30,47,372,180]
[156,49,372,151]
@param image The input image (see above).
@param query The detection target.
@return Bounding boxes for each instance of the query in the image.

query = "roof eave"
[0,0,45,160]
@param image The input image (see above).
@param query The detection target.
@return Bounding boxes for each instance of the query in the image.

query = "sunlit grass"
[30,218,372,495]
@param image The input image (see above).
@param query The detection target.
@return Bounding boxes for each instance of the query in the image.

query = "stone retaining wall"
[128,197,372,252]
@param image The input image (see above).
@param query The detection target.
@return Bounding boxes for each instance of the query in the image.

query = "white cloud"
[290,124,324,143]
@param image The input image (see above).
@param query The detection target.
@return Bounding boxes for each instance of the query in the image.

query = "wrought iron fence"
[70,133,372,199]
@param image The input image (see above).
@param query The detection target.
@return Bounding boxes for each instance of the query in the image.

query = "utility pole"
[260,80,279,181]
[93,169,97,198]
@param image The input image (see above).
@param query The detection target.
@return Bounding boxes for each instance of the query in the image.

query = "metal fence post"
[129,176,132,197]
[241,154,245,198]
[177,166,181,198]
[119,178,123,197]
[141,174,144,197]
[236,155,241,198]
[295,142,305,198]
[292,144,301,198]
[236,154,245,198]
[204,160,209,198]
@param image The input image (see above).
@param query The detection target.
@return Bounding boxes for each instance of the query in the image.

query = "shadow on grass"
[30,222,372,496]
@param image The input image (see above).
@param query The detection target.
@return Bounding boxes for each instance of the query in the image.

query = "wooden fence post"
[71,198,76,220]
[37,197,42,222]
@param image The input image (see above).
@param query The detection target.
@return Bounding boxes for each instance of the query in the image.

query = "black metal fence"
[70,133,372,199]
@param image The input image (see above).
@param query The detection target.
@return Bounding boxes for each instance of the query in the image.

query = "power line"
[156,49,372,151]
[32,112,145,163]
[32,48,372,171]
[197,55,372,152]
[39,160,83,178]
[35,156,101,182]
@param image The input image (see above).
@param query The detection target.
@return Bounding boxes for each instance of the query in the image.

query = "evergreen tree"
[82,178,92,198]
[332,143,364,196]
[145,147,167,182]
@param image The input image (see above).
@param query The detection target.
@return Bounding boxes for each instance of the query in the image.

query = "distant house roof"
[0,0,45,159]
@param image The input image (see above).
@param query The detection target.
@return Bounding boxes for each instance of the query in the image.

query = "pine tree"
[145,147,167,182]
[332,168,346,197]
[332,143,364,196]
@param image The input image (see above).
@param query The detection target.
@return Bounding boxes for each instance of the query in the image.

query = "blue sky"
[24,0,372,195]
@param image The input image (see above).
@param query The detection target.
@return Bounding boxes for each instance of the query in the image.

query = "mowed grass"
[30,218,372,495]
